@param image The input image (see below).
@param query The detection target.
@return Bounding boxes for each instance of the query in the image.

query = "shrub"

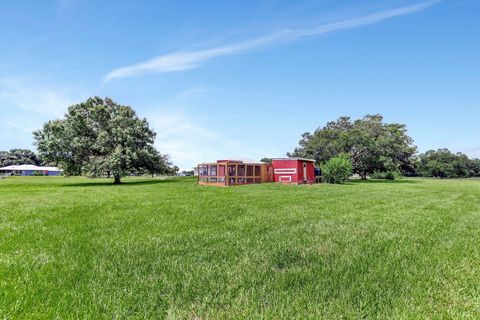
[321,156,352,184]
[371,170,401,180]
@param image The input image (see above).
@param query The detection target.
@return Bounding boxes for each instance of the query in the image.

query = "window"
[238,165,246,176]
[210,177,217,182]
[254,166,261,176]
[237,177,246,184]
[247,165,253,176]
[228,165,236,176]
[199,166,208,176]
[210,165,217,176]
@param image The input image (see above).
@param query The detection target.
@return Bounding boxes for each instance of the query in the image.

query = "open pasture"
[1,177,480,318]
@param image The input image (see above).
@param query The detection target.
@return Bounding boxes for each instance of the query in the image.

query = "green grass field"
[1,177,480,319]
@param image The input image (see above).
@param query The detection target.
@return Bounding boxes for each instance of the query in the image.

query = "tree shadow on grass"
[61,178,180,187]
[347,179,421,185]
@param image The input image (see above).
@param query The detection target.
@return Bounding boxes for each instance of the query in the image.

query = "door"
[303,162,307,183]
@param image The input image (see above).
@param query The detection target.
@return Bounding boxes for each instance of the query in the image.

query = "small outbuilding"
[272,158,316,184]
[197,159,273,187]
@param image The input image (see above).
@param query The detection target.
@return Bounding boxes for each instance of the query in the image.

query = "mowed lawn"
[1,177,480,319]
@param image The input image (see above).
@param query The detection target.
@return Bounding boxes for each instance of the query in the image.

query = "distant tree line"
[416,149,480,178]
[0,149,42,167]
[1,146,180,178]
[4,108,479,182]
[289,114,480,179]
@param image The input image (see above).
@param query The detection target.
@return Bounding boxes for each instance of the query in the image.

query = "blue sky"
[0,0,479,169]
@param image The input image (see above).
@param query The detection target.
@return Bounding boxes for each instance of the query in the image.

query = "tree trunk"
[114,175,121,184]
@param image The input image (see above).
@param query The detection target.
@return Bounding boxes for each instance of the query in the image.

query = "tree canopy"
[289,115,417,178]
[0,149,41,167]
[34,97,173,183]
[417,149,480,178]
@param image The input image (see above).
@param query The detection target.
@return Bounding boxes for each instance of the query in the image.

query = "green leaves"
[321,155,353,184]
[34,97,173,183]
[418,149,479,178]
[290,114,417,179]
[0,149,41,166]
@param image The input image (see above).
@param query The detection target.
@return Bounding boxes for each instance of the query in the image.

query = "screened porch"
[197,160,270,186]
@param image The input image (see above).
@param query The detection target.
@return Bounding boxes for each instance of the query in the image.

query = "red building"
[197,160,273,187]
[272,158,316,184]
[196,158,316,186]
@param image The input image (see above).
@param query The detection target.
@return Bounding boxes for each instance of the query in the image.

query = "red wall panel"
[272,159,315,184]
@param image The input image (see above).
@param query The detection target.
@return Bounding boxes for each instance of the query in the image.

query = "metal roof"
[271,158,315,162]
[0,164,62,171]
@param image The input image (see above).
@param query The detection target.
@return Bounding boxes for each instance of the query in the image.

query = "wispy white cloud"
[148,108,287,170]
[0,77,85,150]
[148,110,220,169]
[0,78,79,117]
[145,87,269,169]
[104,0,440,82]
[2,120,38,133]
[136,87,214,168]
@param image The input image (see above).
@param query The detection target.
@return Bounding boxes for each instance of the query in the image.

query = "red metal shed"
[271,158,316,184]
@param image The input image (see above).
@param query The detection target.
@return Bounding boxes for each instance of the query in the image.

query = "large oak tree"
[34,97,171,183]
[289,114,417,179]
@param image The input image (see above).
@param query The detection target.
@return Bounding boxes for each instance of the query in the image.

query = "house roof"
[0,164,62,171]
[215,157,263,164]
[271,158,315,162]
[198,157,264,165]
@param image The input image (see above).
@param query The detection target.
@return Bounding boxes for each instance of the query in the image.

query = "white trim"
[272,158,315,162]
[279,176,292,182]
[274,168,296,174]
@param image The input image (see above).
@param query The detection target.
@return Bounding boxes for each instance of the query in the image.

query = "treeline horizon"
[288,114,480,179]
[1,112,479,179]
[4,146,478,179]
